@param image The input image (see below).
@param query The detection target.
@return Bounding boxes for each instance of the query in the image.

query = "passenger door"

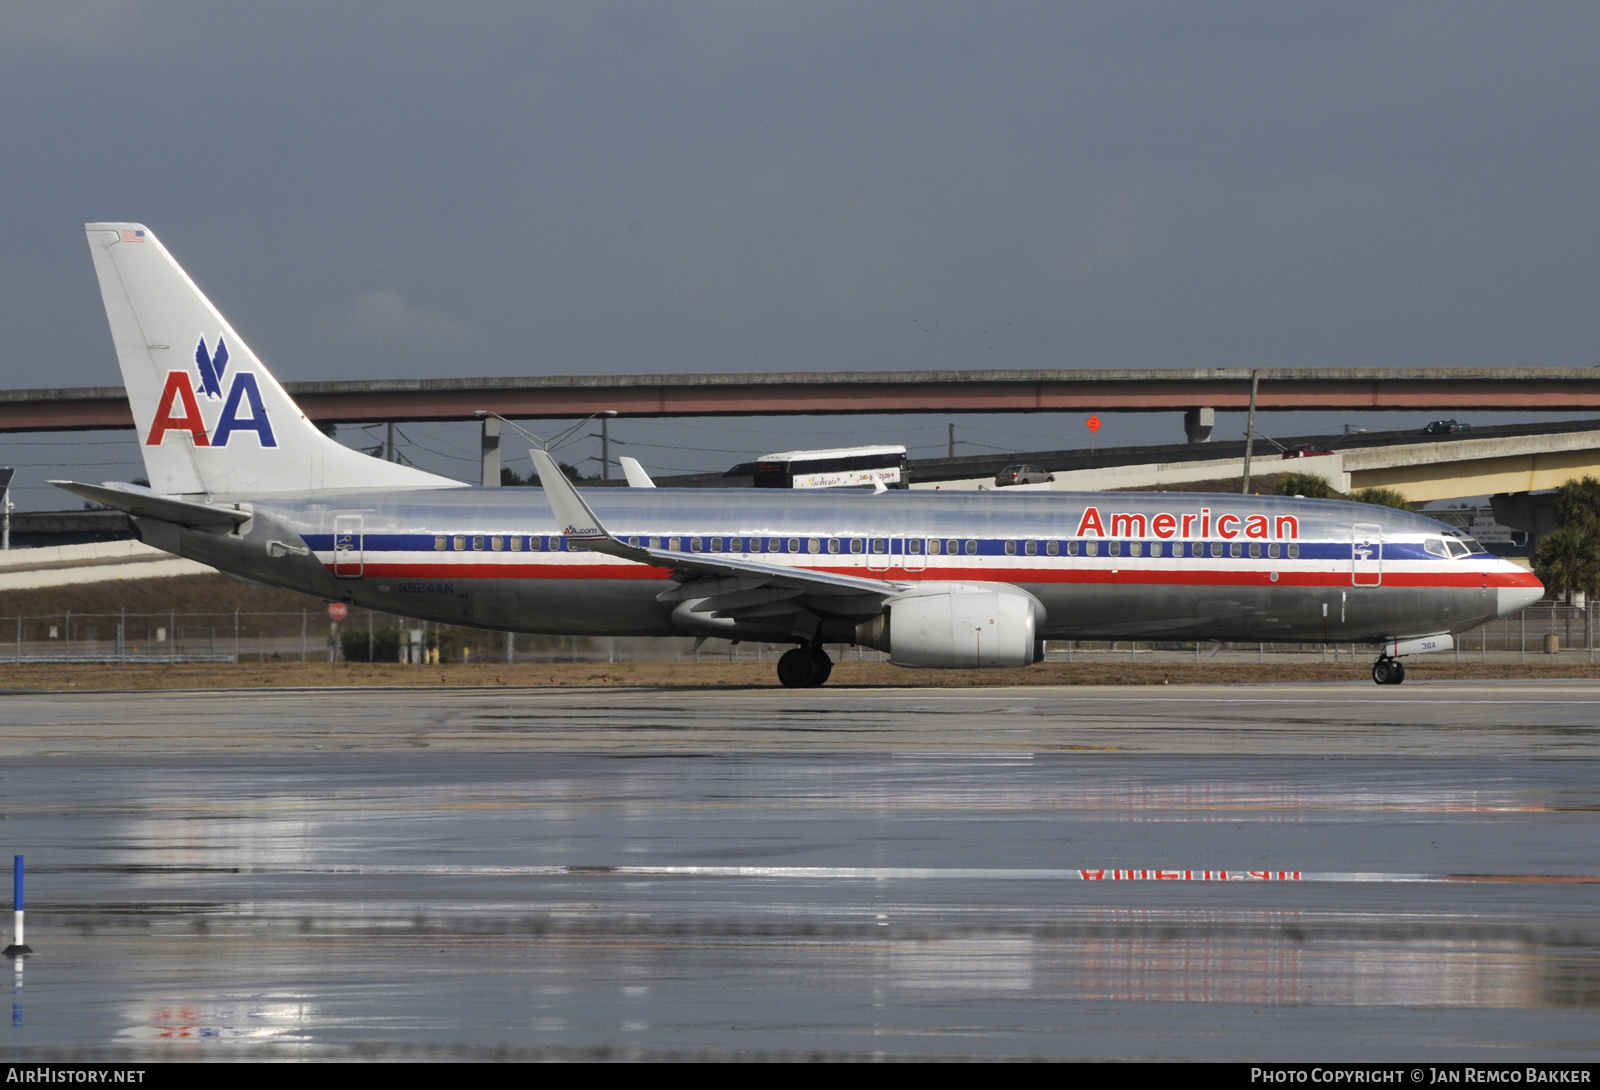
[1352,523,1382,587]
[333,514,364,578]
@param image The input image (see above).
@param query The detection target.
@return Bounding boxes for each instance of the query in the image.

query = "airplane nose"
[1497,582,1545,618]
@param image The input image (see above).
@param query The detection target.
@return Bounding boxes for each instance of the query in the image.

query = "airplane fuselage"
[161,485,1542,646]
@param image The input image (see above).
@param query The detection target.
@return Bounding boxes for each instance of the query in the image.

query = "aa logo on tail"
[146,336,277,448]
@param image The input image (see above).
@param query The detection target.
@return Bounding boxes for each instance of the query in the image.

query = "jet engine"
[855,584,1044,669]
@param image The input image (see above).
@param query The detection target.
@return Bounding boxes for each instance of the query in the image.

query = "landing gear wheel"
[808,647,833,686]
[1371,657,1405,685]
[776,647,833,688]
[777,648,819,689]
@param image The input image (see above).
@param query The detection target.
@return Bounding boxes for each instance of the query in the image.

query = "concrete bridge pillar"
[1184,407,1215,443]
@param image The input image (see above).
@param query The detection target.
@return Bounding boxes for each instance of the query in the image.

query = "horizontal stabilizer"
[50,480,250,530]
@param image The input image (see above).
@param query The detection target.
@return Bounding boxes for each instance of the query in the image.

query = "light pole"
[474,410,619,482]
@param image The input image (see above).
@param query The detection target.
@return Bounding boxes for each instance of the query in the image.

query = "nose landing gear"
[1371,656,1406,685]
[777,646,834,688]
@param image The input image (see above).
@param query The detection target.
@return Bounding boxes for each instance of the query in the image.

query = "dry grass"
[3,658,1598,692]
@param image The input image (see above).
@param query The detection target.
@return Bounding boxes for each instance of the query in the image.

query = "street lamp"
[474,409,619,481]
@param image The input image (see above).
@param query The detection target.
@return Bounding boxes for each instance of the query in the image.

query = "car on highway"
[993,464,1054,486]
[1422,419,1471,435]
[1281,444,1335,459]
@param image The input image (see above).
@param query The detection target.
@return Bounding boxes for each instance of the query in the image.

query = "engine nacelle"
[857,584,1044,669]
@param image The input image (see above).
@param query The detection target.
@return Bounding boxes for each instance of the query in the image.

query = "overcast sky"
[2,3,1598,501]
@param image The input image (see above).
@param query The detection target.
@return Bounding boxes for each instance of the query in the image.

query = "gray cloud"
[1,1,1597,394]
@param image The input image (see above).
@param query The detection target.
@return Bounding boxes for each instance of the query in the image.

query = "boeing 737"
[55,223,1545,686]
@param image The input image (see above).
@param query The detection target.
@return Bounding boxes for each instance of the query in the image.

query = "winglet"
[619,456,656,488]
[529,449,608,539]
[528,449,652,564]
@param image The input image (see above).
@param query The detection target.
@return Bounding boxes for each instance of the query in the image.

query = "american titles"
[1075,506,1299,541]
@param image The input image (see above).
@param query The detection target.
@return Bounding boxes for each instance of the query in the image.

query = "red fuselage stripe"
[336,561,1539,590]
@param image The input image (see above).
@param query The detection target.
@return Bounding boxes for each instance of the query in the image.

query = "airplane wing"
[529,449,903,624]
[51,480,251,530]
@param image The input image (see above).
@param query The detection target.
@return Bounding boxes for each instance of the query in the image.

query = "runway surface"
[2,681,1598,1060]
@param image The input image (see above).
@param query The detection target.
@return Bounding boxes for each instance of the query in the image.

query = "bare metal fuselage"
[156,485,1541,646]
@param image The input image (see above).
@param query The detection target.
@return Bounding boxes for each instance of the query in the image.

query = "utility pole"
[948,423,955,459]
[0,467,13,550]
[602,416,610,482]
[1241,370,1260,494]
[385,422,395,462]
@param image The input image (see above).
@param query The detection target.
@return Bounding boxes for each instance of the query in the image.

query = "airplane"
[54,223,1546,687]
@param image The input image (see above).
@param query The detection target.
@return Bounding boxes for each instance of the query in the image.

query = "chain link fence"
[0,601,1593,666]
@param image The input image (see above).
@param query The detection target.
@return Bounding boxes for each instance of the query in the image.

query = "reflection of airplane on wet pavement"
[56,224,1543,687]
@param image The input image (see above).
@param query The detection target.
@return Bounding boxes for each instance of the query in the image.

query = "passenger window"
[872,540,886,554]
[691,538,703,552]
[1129,541,1142,557]
[472,536,484,551]
[828,538,841,554]
[454,535,466,551]
[1004,541,1016,555]
[788,538,801,553]
[947,539,960,555]
[669,537,681,551]
[1268,543,1279,559]
[1024,540,1036,556]
[491,537,503,551]
[1249,543,1260,559]
[711,537,723,552]
[1149,542,1161,558]
[434,536,446,551]
[1230,542,1242,558]
[510,536,523,552]
[1046,541,1059,556]
[1109,541,1121,556]
[1211,542,1224,558]
[1288,543,1300,559]
[907,539,922,554]
[850,538,864,554]
[808,538,821,554]
[964,540,978,555]
[1085,541,1097,557]
[926,539,940,555]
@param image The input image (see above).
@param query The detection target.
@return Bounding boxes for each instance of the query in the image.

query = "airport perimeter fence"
[0,601,1593,666]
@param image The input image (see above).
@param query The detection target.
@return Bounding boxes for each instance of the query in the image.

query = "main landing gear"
[777,646,834,689]
[1371,656,1406,685]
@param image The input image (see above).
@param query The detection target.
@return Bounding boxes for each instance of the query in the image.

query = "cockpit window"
[1445,539,1471,558]
[1424,538,1449,558]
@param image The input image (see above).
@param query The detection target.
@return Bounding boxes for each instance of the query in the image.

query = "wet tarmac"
[2,682,1599,1060]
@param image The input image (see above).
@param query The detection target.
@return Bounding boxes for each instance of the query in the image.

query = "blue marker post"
[3,856,31,956]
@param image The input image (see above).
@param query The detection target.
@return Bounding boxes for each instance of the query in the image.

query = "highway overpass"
[6,366,1600,432]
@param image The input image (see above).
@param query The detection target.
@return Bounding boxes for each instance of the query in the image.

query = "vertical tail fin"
[84,223,459,497]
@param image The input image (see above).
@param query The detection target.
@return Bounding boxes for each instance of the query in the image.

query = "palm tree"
[1533,525,1600,644]
[1554,476,1600,536]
